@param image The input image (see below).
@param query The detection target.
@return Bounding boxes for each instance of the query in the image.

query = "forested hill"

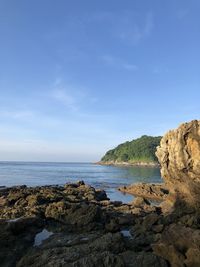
[100,135,162,164]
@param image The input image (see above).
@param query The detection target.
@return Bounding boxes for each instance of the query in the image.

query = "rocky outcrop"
[152,120,200,265]
[0,181,168,267]
[156,120,200,210]
[118,183,169,201]
[153,224,200,267]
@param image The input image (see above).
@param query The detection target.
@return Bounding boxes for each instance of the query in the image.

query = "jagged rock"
[156,120,200,210]
[152,224,200,267]
[152,120,200,266]
[142,213,159,231]
[118,183,169,201]
[1,182,149,266]
[132,197,150,207]
[0,217,44,267]
[45,201,102,231]
[120,251,168,267]
[17,232,125,267]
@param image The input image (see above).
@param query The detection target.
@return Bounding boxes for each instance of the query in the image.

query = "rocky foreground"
[0,181,168,267]
[0,120,200,267]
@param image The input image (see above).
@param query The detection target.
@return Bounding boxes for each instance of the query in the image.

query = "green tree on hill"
[101,135,162,163]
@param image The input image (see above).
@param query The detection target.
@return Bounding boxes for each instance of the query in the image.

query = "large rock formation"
[152,120,200,266]
[156,120,200,210]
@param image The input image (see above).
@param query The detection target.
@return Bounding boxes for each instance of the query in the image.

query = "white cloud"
[51,76,78,111]
[88,10,154,45]
[115,11,154,45]
[122,63,138,71]
[0,110,34,120]
[51,88,78,111]
[50,78,98,113]
[101,55,138,71]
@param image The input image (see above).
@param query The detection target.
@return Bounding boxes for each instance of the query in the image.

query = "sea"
[0,162,162,203]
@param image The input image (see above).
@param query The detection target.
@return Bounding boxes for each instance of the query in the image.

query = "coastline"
[95,161,160,167]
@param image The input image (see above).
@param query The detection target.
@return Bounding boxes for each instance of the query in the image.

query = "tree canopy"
[101,135,162,163]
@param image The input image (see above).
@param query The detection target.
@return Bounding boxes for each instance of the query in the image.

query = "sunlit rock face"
[156,120,200,210]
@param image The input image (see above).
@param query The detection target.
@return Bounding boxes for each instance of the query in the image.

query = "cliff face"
[153,120,200,266]
[156,120,200,210]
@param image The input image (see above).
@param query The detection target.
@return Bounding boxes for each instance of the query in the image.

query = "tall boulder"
[156,120,200,210]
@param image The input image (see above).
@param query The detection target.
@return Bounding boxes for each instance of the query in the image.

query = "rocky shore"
[118,183,169,201]
[0,120,200,267]
[0,181,167,267]
[96,161,159,167]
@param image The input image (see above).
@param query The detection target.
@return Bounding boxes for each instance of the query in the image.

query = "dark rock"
[142,213,159,231]
[120,251,168,267]
[17,232,125,267]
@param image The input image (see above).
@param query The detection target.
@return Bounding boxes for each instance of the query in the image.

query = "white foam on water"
[34,229,53,246]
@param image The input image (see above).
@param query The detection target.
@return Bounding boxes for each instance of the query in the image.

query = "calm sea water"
[0,162,162,202]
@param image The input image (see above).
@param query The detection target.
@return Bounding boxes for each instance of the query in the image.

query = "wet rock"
[95,188,108,201]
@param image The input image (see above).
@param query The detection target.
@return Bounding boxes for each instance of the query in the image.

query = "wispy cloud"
[0,110,34,120]
[51,88,78,111]
[144,12,154,36]
[50,77,81,111]
[50,78,97,112]
[101,55,138,71]
[92,10,154,45]
[152,66,169,75]
[117,12,154,45]
[122,63,138,71]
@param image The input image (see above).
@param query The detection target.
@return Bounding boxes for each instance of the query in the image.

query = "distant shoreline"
[95,161,160,167]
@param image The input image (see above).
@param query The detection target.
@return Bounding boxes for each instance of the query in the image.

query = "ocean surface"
[0,162,162,203]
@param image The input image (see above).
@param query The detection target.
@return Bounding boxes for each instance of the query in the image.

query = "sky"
[0,0,200,162]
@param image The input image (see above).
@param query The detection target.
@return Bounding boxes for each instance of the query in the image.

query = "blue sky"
[0,0,199,161]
